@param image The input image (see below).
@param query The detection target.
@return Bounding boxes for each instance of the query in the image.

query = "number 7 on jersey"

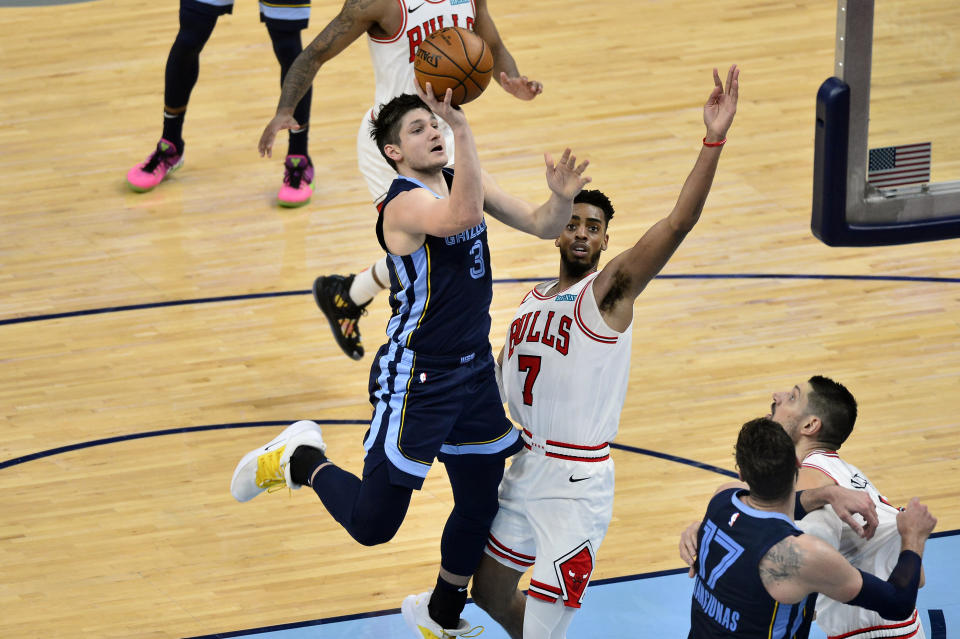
[516,355,541,405]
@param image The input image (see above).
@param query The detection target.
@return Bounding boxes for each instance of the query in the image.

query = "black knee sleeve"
[266,24,311,125]
[440,457,506,576]
[164,7,218,108]
[266,24,303,71]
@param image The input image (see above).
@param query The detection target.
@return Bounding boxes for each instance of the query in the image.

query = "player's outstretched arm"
[473,0,543,100]
[481,149,591,238]
[258,0,387,157]
[762,499,935,619]
[592,65,739,331]
[760,534,865,604]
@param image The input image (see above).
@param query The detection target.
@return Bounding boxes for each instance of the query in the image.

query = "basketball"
[414,27,494,107]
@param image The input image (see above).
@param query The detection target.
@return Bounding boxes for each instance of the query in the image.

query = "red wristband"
[703,137,726,147]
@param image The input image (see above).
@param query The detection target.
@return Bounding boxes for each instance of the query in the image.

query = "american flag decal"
[867,142,931,188]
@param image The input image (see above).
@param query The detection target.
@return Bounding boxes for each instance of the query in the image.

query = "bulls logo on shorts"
[553,540,595,608]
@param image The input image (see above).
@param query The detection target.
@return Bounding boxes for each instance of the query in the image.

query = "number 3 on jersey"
[517,355,541,405]
[469,239,485,279]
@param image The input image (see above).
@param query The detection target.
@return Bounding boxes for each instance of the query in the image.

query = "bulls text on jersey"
[407,15,476,62]
[508,310,572,358]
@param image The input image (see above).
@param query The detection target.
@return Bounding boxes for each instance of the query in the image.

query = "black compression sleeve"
[794,490,808,520]
[845,551,921,621]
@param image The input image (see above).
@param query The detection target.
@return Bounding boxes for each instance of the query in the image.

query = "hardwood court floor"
[1,0,958,637]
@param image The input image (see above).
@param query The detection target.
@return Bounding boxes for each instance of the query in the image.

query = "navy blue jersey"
[689,489,816,639]
[377,168,493,357]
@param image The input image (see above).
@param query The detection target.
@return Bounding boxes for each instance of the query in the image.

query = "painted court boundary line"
[0,420,367,470]
[0,422,732,476]
[3,273,959,326]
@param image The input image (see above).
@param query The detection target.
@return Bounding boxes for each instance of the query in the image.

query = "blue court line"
[930,609,947,639]
[3,273,959,326]
[0,422,734,478]
[610,442,738,478]
[0,420,367,470]
[0,290,309,326]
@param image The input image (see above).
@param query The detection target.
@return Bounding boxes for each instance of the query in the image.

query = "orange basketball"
[414,27,494,107]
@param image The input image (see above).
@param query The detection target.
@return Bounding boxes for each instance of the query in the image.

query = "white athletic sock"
[348,257,390,305]
[523,598,575,639]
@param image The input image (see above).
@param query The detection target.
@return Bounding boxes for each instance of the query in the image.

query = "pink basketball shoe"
[277,154,314,208]
[126,138,183,192]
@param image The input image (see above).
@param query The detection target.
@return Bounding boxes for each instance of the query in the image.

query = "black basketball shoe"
[313,274,370,360]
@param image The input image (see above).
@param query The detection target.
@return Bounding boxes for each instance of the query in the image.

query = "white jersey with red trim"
[502,272,632,448]
[367,0,477,112]
[798,450,925,639]
[358,0,475,201]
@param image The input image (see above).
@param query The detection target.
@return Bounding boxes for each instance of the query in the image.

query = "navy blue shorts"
[363,341,522,490]
[182,0,309,30]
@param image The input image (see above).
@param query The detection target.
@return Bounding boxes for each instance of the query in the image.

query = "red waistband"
[521,429,610,461]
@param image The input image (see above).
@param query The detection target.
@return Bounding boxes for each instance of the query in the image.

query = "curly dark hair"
[735,417,798,502]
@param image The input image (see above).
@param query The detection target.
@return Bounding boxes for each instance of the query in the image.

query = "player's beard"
[560,247,601,280]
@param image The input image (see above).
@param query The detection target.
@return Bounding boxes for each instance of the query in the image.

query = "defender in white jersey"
[259,0,543,361]
[463,65,740,639]
[680,375,928,639]
[773,377,928,639]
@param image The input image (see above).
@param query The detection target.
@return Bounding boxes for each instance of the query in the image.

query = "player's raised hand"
[544,148,591,200]
[416,81,468,130]
[259,112,301,158]
[499,72,543,101]
[703,64,739,142]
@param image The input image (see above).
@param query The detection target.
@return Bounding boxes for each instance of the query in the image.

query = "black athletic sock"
[428,576,467,629]
[289,445,327,486]
[288,126,309,158]
[162,112,186,151]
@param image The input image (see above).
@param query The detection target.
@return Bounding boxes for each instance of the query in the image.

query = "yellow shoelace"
[255,447,288,493]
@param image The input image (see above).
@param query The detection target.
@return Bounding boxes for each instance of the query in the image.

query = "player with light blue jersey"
[233,85,590,637]
[692,487,816,638]
[376,169,493,356]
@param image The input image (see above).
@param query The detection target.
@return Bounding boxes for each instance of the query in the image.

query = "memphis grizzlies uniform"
[185,0,310,29]
[358,0,478,202]
[798,451,925,639]
[485,272,631,609]
[689,488,816,639]
[363,168,520,489]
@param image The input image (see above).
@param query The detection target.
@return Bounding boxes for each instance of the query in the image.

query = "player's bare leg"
[471,554,526,639]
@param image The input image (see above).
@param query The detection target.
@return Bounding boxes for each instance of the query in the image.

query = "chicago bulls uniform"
[485,272,631,610]
[358,0,477,203]
[797,451,925,639]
